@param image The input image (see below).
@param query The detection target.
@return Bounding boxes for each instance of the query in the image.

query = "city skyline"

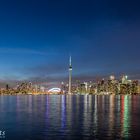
[0,0,140,88]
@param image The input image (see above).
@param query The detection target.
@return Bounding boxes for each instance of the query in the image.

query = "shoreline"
[0,93,139,96]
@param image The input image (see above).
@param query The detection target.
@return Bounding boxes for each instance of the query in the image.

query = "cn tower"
[68,56,72,94]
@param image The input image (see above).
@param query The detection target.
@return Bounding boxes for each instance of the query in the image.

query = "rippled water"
[0,95,140,140]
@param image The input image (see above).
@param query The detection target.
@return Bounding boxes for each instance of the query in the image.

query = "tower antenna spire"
[69,55,71,66]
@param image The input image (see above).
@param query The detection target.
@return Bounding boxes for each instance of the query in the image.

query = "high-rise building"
[122,75,128,84]
[68,56,72,94]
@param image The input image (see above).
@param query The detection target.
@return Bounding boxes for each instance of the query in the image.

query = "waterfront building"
[60,82,66,94]
[138,84,140,93]
[122,75,128,84]
[131,80,139,94]
[79,83,87,94]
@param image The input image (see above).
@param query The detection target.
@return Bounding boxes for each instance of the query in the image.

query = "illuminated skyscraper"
[68,56,72,94]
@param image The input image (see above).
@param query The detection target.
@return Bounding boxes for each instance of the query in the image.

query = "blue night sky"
[0,0,140,87]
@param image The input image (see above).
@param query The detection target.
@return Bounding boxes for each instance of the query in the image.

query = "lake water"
[0,95,140,140]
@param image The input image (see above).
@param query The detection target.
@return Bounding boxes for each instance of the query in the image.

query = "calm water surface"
[0,95,140,140]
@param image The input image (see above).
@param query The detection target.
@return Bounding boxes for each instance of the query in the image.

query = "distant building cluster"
[61,75,140,95]
[0,56,139,95]
[0,82,46,95]
[0,75,139,95]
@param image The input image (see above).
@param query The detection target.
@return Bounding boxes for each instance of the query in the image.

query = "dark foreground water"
[0,95,140,140]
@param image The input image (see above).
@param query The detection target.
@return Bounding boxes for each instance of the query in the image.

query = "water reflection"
[0,95,139,139]
[93,95,98,136]
[121,95,131,138]
[61,95,66,129]
[109,95,114,133]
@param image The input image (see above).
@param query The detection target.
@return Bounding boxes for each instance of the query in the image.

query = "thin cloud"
[0,47,58,55]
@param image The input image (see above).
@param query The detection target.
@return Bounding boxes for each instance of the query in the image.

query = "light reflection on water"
[0,95,140,139]
[121,95,131,138]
